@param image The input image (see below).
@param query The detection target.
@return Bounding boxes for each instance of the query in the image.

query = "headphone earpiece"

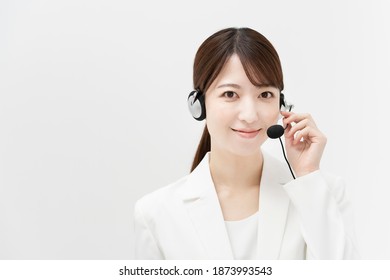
[278,93,294,120]
[188,90,206,121]
[280,93,293,112]
[280,93,286,109]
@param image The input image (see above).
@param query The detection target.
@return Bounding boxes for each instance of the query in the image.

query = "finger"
[293,126,325,145]
[284,125,302,149]
[293,126,312,145]
[284,123,293,141]
[282,112,294,127]
[284,113,316,127]
[285,119,309,138]
[280,110,293,117]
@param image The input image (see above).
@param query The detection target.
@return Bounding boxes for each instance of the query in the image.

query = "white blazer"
[134,150,359,259]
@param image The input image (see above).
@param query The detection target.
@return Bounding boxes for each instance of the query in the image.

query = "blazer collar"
[256,150,291,259]
[179,152,234,259]
[178,149,292,259]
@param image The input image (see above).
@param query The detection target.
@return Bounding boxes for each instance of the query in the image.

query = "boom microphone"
[266,125,285,139]
[267,124,296,180]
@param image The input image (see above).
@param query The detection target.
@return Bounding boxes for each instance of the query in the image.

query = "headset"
[187,89,293,121]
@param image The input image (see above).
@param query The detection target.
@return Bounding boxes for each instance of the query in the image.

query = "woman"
[134,27,359,259]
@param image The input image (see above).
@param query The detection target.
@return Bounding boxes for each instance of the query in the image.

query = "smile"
[232,128,261,139]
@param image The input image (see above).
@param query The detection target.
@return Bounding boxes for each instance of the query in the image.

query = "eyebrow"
[216,83,272,89]
[217,83,241,89]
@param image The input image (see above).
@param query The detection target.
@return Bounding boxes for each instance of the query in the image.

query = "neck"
[209,146,263,189]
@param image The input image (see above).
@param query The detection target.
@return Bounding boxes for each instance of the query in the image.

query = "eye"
[222,91,238,99]
[259,91,274,98]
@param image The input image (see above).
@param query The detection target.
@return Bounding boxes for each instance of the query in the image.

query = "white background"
[0,0,389,259]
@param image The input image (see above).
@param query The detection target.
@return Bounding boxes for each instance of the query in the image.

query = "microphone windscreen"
[267,125,285,139]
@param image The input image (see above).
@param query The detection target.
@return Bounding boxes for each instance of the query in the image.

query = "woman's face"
[205,54,280,157]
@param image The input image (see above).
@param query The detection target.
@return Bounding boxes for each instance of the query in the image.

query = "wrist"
[295,167,320,178]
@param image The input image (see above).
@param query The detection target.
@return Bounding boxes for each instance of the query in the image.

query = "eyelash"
[259,91,275,98]
[222,91,238,98]
[222,91,275,99]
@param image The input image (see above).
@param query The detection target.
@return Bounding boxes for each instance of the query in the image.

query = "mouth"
[232,128,261,139]
[232,128,261,133]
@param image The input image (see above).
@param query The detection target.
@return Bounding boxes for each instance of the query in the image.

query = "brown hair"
[190,27,284,172]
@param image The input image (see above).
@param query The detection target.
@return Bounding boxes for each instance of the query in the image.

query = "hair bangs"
[236,43,284,91]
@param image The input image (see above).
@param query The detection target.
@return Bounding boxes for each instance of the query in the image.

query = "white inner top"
[224,211,259,260]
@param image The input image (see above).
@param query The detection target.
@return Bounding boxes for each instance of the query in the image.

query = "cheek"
[205,105,235,139]
[206,107,231,131]
[272,110,280,123]
[260,105,280,124]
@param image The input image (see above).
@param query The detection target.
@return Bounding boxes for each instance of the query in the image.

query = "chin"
[230,137,267,156]
[227,145,262,158]
[211,135,266,157]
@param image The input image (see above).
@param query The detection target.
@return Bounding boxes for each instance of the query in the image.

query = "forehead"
[210,54,273,89]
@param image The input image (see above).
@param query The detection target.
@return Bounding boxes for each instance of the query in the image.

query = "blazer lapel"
[178,153,234,259]
[177,150,291,260]
[256,150,292,259]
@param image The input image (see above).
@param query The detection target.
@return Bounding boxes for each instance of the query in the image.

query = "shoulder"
[135,153,211,220]
[134,175,189,215]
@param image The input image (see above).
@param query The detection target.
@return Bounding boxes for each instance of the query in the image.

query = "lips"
[232,128,261,133]
[232,128,261,139]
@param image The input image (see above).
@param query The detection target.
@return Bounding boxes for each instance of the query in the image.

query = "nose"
[237,97,259,124]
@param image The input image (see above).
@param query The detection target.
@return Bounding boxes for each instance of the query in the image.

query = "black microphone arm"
[267,124,296,180]
[278,135,296,180]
